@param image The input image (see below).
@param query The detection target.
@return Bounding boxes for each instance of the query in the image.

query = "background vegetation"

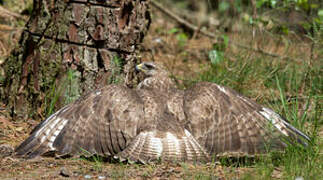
[0,0,322,179]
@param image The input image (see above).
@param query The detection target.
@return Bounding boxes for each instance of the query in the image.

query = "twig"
[150,1,293,60]
[232,43,282,58]
[150,0,218,38]
[0,6,27,21]
[309,41,314,66]
[0,24,17,31]
[251,0,257,40]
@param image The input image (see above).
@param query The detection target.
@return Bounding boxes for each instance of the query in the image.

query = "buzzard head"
[135,62,175,91]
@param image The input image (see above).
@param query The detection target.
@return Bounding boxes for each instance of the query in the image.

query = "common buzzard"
[15,62,310,163]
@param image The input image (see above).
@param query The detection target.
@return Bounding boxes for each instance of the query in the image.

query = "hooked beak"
[135,63,144,72]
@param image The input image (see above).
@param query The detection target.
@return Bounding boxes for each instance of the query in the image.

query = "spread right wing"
[15,85,145,158]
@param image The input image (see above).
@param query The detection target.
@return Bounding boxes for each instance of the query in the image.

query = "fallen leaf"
[15,127,24,131]
[0,116,13,127]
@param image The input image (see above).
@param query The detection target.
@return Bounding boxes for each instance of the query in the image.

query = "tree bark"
[0,0,150,119]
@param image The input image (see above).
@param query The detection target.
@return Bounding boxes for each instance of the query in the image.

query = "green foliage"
[168,28,179,34]
[0,73,4,85]
[44,82,60,117]
[1,0,33,14]
[243,137,321,179]
[218,0,244,13]
[200,55,257,93]
[319,9,323,18]
[256,0,320,12]
[168,28,188,48]
[44,69,80,117]
[176,33,188,47]
[208,35,228,65]
[23,1,33,15]
[256,0,278,8]
[108,56,124,84]
[219,1,230,13]
[64,69,81,104]
[79,148,104,172]
[208,49,224,65]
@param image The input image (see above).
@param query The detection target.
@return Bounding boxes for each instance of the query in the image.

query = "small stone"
[153,38,163,44]
[84,174,92,179]
[98,175,106,179]
[295,177,304,180]
[0,144,14,158]
[59,168,70,177]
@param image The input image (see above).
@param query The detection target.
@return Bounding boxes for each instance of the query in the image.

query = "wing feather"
[184,82,310,157]
[15,106,69,157]
[15,85,144,158]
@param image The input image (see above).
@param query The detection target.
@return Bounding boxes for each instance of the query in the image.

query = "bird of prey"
[15,62,310,163]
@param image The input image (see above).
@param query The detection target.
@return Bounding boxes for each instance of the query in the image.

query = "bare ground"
[0,156,251,179]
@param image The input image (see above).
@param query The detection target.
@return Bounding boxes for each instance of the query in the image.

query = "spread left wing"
[183,82,310,157]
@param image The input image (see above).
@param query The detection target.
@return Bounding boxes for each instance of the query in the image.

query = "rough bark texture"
[0,0,150,119]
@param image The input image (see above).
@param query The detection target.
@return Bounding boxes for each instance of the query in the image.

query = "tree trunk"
[0,0,150,119]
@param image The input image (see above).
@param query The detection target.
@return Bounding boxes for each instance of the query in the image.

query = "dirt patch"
[0,156,251,179]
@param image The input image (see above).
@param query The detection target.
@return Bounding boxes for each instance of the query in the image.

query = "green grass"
[44,69,80,117]
[192,50,322,179]
[108,55,125,84]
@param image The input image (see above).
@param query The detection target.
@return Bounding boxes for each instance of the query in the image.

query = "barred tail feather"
[118,130,210,163]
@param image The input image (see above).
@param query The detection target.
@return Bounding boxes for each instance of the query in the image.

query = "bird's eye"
[145,64,154,70]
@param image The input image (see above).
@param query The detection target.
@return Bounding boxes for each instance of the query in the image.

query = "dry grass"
[0,0,31,71]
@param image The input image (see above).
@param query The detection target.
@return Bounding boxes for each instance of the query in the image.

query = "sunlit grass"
[44,69,80,117]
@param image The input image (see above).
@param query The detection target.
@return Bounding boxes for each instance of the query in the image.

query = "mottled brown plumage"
[15,62,310,163]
